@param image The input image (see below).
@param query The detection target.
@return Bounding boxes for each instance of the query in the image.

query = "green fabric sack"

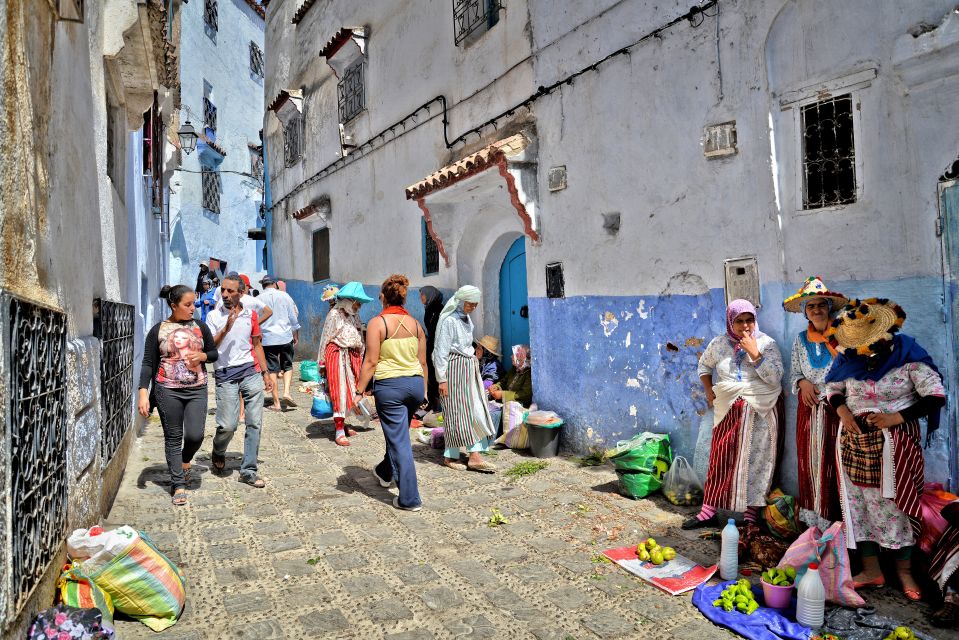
[609,433,673,498]
[300,360,320,382]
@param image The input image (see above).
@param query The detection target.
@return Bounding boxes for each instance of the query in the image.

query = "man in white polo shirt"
[258,275,301,411]
[206,274,274,488]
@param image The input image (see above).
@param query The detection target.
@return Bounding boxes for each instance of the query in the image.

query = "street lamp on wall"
[178,120,198,155]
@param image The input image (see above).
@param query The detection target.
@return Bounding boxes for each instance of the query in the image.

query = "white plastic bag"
[67,525,139,574]
[662,456,703,506]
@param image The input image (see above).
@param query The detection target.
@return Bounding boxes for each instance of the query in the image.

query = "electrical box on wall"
[704,121,737,158]
[724,256,760,307]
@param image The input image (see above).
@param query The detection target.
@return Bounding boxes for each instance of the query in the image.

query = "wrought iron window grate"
[250,42,264,78]
[284,114,304,167]
[2,293,68,616]
[453,0,501,45]
[203,97,217,134]
[801,94,856,210]
[423,219,439,275]
[338,60,366,124]
[202,169,221,214]
[204,0,218,31]
[93,300,134,462]
[250,149,264,182]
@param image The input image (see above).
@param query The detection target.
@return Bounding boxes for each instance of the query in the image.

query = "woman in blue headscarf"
[432,285,496,473]
[824,298,945,601]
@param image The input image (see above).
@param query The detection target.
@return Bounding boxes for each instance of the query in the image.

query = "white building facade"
[168,0,266,288]
[264,0,959,490]
[0,0,182,632]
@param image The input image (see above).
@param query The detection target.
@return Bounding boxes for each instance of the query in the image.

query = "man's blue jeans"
[213,373,264,480]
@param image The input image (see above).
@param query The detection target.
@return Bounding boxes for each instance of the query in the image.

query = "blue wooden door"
[499,237,529,369]
[939,180,959,488]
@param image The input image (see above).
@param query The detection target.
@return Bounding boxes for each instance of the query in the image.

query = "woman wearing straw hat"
[433,285,497,473]
[317,281,373,446]
[474,335,505,390]
[683,299,785,530]
[824,298,945,601]
[783,277,848,530]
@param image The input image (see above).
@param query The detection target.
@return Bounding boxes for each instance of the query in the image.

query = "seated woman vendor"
[490,345,533,407]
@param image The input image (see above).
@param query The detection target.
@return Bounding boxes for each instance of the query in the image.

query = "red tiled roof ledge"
[201,135,227,157]
[404,134,528,200]
[243,0,265,19]
[291,0,318,25]
[293,203,320,220]
[318,28,355,58]
[267,90,290,112]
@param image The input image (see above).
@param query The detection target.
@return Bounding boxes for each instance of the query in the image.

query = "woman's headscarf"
[335,298,358,316]
[439,285,481,326]
[512,345,531,372]
[725,299,765,351]
[420,286,444,335]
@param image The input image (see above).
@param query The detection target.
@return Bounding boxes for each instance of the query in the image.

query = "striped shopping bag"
[90,531,186,631]
[59,562,115,627]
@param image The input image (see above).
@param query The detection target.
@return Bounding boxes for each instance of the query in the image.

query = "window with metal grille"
[203,97,217,134]
[2,294,68,616]
[250,148,264,182]
[801,94,856,210]
[93,300,134,462]
[202,169,221,214]
[250,41,264,78]
[453,0,501,45]
[284,114,304,167]
[312,228,330,282]
[204,0,218,31]
[338,59,365,123]
[422,218,439,275]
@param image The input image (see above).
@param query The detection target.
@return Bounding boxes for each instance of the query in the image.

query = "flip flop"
[267,405,282,412]
[466,460,496,474]
[282,396,298,408]
[172,489,188,506]
[239,475,266,488]
[443,459,467,471]
[335,436,350,447]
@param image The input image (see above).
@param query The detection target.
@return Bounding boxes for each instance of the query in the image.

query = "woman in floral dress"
[783,277,848,530]
[824,298,945,601]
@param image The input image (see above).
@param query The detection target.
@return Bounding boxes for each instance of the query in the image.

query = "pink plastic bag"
[920,482,959,554]
[777,521,864,607]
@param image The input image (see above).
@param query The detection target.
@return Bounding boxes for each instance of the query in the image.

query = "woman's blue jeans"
[373,376,424,508]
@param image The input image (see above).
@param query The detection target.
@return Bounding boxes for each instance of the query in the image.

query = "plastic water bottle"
[719,518,739,580]
[796,562,826,628]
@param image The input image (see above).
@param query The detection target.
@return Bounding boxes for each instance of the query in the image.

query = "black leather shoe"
[681,514,719,530]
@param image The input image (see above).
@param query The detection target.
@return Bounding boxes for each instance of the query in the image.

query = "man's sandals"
[172,488,188,506]
[239,475,266,488]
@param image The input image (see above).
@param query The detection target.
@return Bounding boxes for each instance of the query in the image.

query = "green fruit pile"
[761,566,796,586]
[712,579,759,615]
[884,627,917,640]
[635,537,677,565]
[664,487,704,506]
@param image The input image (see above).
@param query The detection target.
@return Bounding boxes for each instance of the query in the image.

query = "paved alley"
[106,386,948,640]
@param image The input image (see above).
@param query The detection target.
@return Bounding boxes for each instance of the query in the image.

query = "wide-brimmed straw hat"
[825,298,906,357]
[321,284,340,302]
[783,276,848,314]
[475,335,502,356]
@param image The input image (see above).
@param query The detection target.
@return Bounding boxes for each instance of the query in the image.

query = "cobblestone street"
[106,386,949,640]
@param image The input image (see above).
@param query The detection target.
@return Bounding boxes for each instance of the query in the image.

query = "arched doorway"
[499,236,529,368]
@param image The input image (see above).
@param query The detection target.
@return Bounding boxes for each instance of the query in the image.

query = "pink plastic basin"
[761,579,794,609]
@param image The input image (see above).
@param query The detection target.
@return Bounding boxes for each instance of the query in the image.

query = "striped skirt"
[325,342,363,417]
[703,396,784,512]
[441,352,495,449]
[931,525,959,593]
[796,401,842,522]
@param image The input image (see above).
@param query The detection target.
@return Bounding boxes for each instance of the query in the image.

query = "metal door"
[499,236,529,368]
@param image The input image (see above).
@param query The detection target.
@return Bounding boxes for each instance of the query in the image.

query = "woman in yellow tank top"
[355,275,428,511]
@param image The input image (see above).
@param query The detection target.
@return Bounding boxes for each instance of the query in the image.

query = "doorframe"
[937,177,959,491]
[499,235,529,367]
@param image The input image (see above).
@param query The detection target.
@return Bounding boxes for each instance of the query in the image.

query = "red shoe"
[853,575,885,590]
[410,419,424,429]
[335,435,350,446]
[903,587,922,602]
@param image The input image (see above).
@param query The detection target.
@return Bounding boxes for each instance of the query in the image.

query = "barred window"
[422,218,439,275]
[202,169,221,214]
[203,96,217,134]
[312,228,330,282]
[284,113,304,167]
[337,59,365,123]
[453,0,501,45]
[94,300,134,462]
[250,41,264,78]
[801,94,856,210]
[204,0,218,31]
[250,148,264,182]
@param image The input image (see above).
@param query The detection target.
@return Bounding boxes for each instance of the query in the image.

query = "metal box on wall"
[724,256,760,307]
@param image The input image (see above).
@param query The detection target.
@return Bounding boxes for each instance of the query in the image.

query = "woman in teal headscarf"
[432,286,497,473]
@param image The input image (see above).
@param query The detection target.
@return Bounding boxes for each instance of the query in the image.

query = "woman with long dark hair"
[138,284,218,506]
[420,286,444,411]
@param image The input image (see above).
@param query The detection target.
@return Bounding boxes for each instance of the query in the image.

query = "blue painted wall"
[530,277,954,491]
